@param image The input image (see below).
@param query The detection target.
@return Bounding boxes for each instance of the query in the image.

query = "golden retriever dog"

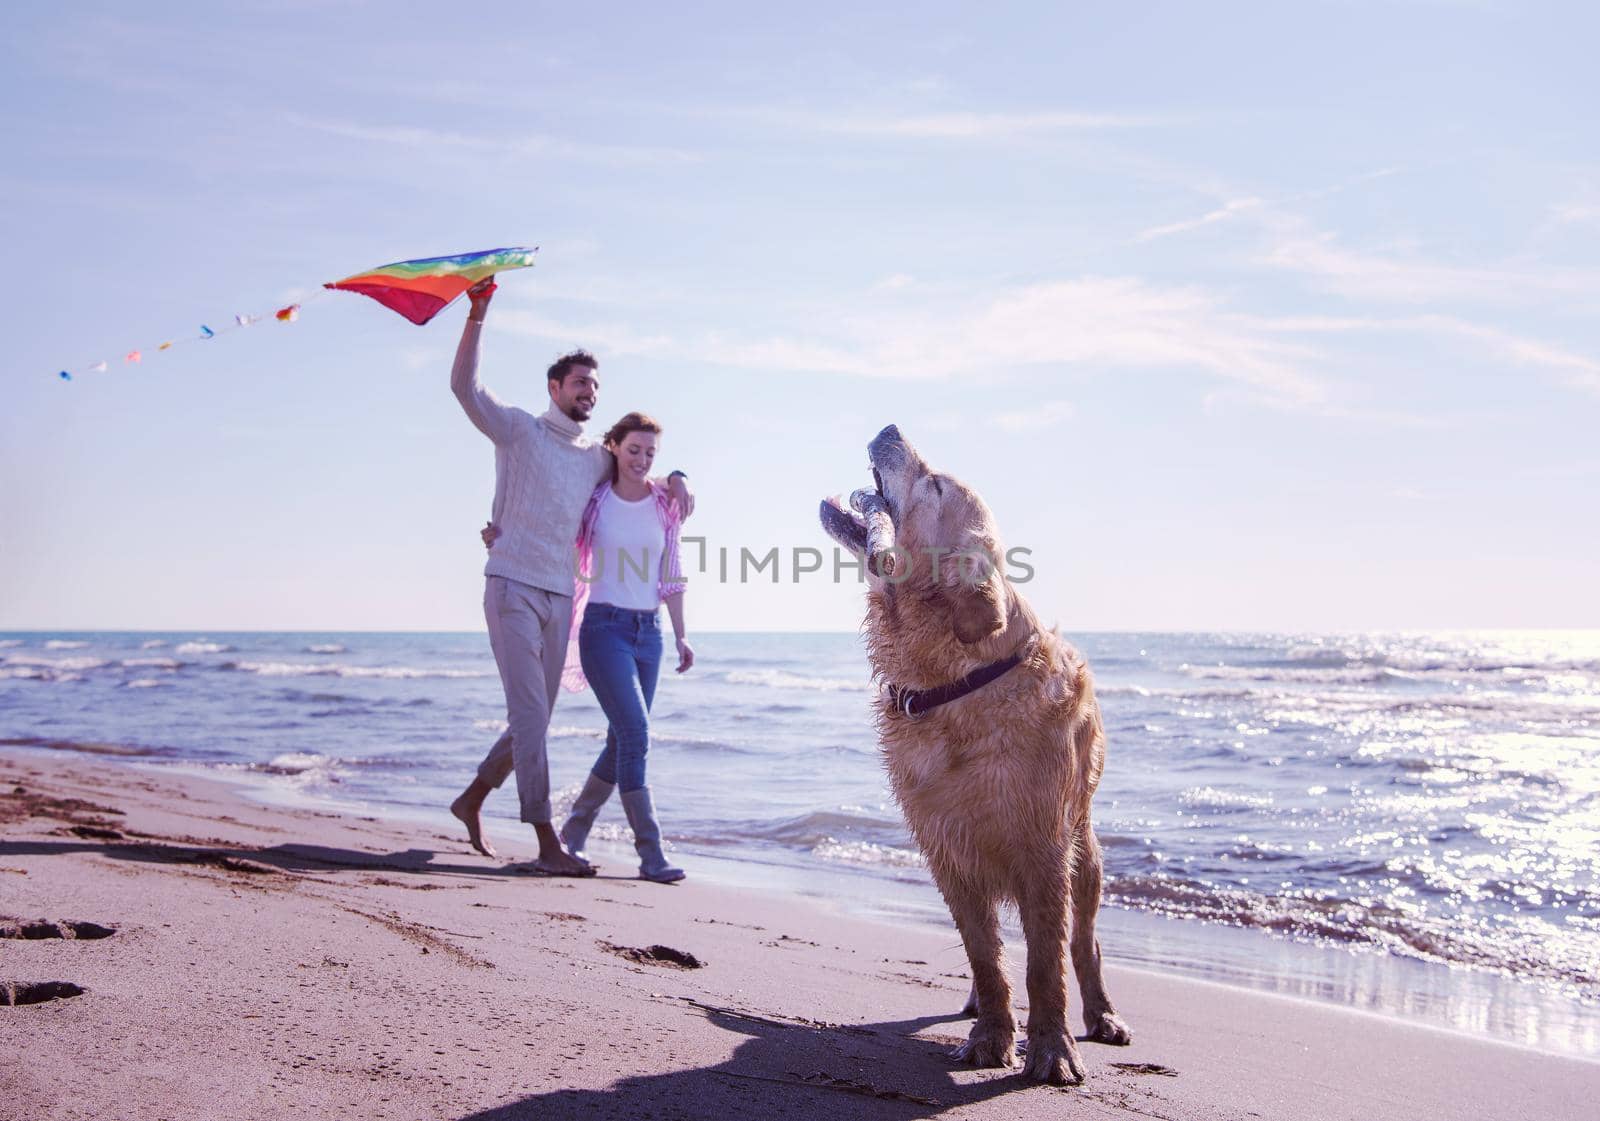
[820,424,1131,1086]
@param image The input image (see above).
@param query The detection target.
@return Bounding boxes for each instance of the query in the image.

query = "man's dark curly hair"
[547,349,598,387]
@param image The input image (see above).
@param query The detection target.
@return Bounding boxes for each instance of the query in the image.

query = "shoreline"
[2,747,1596,1121]
[119,745,1600,1060]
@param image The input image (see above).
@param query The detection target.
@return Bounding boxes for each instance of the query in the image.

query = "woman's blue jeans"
[578,603,662,794]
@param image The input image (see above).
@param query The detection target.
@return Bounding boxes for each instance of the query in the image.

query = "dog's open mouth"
[819,492,869,554]
[819,465,896,572]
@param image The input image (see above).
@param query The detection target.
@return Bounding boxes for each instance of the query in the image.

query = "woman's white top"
[586,490,669,610]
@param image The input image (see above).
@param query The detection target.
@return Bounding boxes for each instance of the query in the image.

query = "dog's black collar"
[885,650,1026,720]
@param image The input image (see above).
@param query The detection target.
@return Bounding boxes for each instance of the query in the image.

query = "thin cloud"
[826,110,1160,138]
[498,266,1600,413]
[1245,311,1600,398]
[1254,225,1600,304]
[1136,197,1264,242]
[918,403,1076,433]
[702,104,1161,139]
[284,114,697,167]
[1136,168,1399,243]
[1422,317,1600,396]
[1549,203,1600,227]
[496,275,1331,409]
[991,400,1076,431]
[1142,186,1600,306]
[492,309,677,360]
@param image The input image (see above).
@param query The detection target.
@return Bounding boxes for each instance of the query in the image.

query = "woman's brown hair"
[602,412,663,484]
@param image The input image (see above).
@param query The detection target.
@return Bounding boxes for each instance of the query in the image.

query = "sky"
[2,1,1598,633]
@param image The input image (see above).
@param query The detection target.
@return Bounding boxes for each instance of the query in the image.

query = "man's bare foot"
[528,850,597,877]
[528,823,594,876]
[450,782,496,858]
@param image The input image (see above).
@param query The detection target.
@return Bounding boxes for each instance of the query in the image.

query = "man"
[447,279,692,874]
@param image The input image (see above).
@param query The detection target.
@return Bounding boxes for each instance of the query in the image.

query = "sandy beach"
[1,746,1595,1121]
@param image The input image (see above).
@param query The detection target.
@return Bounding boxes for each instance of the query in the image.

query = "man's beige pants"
[475,575,571,825]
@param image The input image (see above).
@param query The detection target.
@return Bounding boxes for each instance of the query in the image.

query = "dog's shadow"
[457,1005,1105,1121]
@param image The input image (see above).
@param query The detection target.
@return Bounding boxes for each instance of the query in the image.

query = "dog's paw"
[1083,1009,1133,1046]
[953,1019,1017,1069]
[1022,1030,1085,1086]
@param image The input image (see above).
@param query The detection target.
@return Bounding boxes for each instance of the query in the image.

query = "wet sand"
[1,747,1595,1120]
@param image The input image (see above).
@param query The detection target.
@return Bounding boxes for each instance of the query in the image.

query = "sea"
[2,629,1597,1058]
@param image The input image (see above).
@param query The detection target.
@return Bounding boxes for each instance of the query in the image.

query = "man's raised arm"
[451,280,516,444]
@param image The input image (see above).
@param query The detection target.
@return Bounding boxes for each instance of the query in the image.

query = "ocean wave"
[222,660,492,679]
[121,657,182,669]
[1257,691,1600,735]
[1103,680,1600,730]
[723,703,814,718]
[736,808,906,849]
[124,678,170,689]
[1178,786,1274,811]
[548,724,606,739]
[276,688,362,705]
[307,706,368,719]
[0,735,166,757]
[1284,644,1367,668]
[175,641,233,655]
[44,640,88,650]
[2,654,109,672]
[140,639,167,649]
[1104,873,1600,997]
[306,643,347,654]
[472,719,509,733]
[247,751,345,782]
[651,732,758,754]
[1098,684,1261,701]
[813,839,926,870]
[724,669,868,692]
[1275,642,1600,678]
[0,639,24,648]
[1181,664,1412,686]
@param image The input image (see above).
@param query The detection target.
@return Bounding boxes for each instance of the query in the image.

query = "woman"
[557,412,694,883]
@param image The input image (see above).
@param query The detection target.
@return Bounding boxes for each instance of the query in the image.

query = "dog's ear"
[943,547,1006,645]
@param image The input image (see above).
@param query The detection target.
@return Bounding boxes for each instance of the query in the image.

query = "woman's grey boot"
[619,787,685,883]
[559,773,615,862]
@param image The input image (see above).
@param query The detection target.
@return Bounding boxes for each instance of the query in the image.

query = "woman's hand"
[675,636,695,674]
[481,521,501,550]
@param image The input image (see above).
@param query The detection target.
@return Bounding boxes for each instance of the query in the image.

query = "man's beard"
[563,402,592,423]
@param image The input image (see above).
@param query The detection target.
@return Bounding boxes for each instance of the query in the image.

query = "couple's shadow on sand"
[0,835,651,885]
[4,835,1120,1116]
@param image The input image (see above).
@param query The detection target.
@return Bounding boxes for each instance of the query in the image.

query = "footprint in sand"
[1110,1062,1179,1077]
[1,981,86,1006]
[67,825,124,840]
[0,918,117,1008]
[0,918,117,940]
[599,941,705,969]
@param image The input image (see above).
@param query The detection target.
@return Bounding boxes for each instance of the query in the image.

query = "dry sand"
[1,747,1595,1120]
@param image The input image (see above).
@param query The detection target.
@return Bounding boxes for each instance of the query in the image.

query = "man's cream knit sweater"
[452,321,610,596]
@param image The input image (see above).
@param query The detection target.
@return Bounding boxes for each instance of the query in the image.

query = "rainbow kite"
[324,246,539,325]
[54,245,541,383]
